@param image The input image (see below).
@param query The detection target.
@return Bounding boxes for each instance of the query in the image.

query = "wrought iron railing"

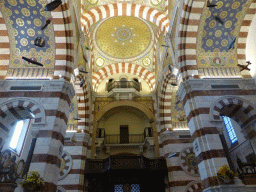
[107,81,140,92]
[105,134,144,144]
[85,155,168,174]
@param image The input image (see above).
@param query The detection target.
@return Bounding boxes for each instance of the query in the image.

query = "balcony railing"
[85,155,168,174]
[107,81,140,92]
[105,134,144,144]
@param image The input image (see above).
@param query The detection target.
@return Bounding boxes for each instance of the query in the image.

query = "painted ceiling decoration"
[81,3,169,34]
[82,0,167,13]
[93,16,154,62]
[196,0,252,77]
[0,0,55,78]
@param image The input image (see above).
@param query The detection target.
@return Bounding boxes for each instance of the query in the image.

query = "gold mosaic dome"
[94,16,153,61]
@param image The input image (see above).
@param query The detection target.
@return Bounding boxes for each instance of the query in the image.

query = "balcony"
[107,80,140,92]
[96,128,154,155]
[85,155,167,174]
[105,134,144,144]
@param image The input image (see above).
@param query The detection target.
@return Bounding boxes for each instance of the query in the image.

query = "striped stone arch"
[51,0,74,81]
[178,0,205,81]
[74,76,90,133]
[0,98,45,132]
[210,96,256,129]
[0,9,10,80]
[92,63,156,91]
[158,66,177,133]
[237,0,256,65]
[81,3,170,33]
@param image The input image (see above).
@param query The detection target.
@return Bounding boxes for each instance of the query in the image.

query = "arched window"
[222,116,238,144]
[9,119,30,155]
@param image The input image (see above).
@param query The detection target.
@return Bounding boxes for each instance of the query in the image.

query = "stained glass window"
[222,116,238,144]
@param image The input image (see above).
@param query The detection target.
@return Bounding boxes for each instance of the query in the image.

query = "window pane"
[10,120,23,149]
[114,184,123,192]
[222,116,238,144]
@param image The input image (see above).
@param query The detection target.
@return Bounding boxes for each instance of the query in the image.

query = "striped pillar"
[59,133,90,192]
[0,10,9,79]
[159,131,199,191]
[178,0,205,81]
[177,81,229,189]
[176,78,256,191]
[21,80,75,192]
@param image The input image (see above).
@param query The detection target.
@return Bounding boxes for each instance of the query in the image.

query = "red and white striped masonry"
[0,10,9,79]
[152,29,161,72]
[81,3,170,33]
[178,0,205,81]
[51,0,74,81]
[92,63,156,91]
[158,66,175,133]
[237,0,256,66]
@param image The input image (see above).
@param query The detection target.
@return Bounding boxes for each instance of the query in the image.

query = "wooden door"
[120,125,129,144]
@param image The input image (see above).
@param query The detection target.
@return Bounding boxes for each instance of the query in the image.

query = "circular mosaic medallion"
[142,58,151,66]
[179,147,199,177]
[58,151,72,180]
[151,0,162,6]
[96,57,105,67]
[94,16,154,62]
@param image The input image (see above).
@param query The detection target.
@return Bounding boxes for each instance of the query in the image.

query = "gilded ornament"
[209,20,216,28]
[215,30,222,37]
[21,8,30,16]
[206,39,213,47]
[150,0,162,6]
[216,1,223,9]
[14,10,19,14]
[20,30,25,35]
[220,11,227,19]
[20,38,28,46]
[16,18,24,26]
[27,0,36,6]
[7,0,17,6]
[232,2,240,9]
[34,19,42,27]
[5,8,12,17]
[221,39,228,47]
[88,0,98,5]
[19,0,24,4]
[142,58,151,66]
[225,20,232,28]
[27,28,35,37]
[96,57,104,67]
[95,16,153,61]
[13,28,18,36]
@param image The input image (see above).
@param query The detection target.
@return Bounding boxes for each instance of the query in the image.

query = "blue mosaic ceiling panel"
[5,0,50,52]
[0,0,55,70]
[199,0,249,52]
